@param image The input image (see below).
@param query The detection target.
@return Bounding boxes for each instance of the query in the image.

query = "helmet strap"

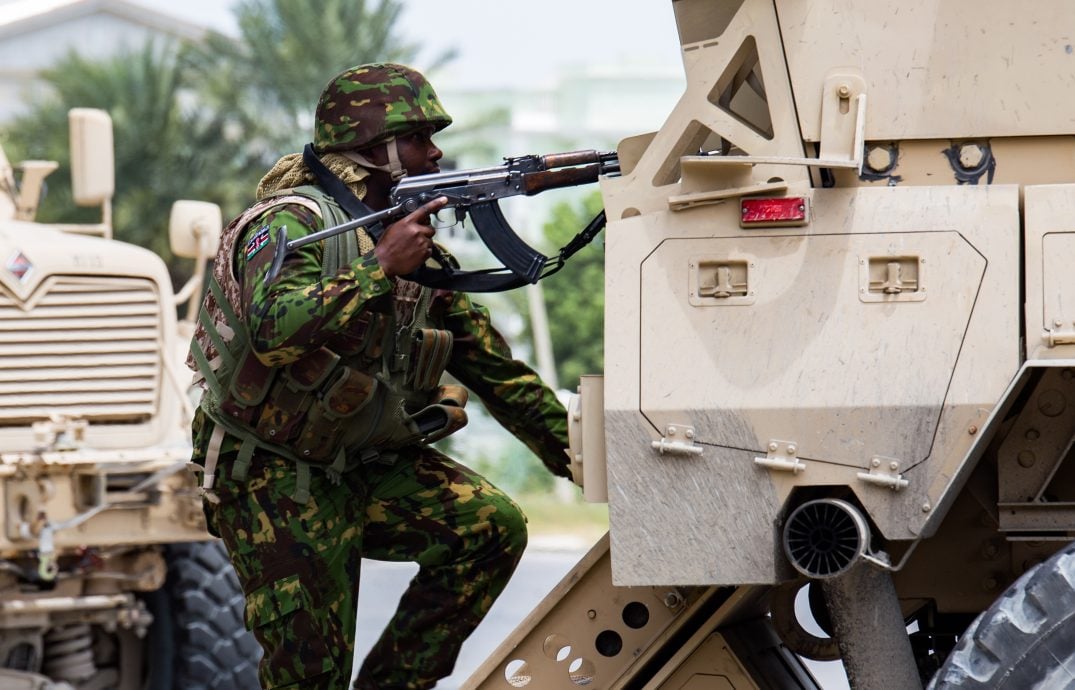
[343,138,406,182]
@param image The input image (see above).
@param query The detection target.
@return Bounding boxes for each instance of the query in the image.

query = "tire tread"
[930,541,1075,689]
[164,541,261,689]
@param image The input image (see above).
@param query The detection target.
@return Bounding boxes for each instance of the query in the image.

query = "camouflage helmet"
[313,62,452,153]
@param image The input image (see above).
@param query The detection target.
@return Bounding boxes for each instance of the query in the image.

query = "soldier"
[186,63,571,689]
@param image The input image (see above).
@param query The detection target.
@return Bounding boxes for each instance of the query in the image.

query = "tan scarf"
[256,152,375,254]
[256,152,370,201]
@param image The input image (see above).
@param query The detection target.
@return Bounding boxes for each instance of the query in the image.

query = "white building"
[0,0,204,121]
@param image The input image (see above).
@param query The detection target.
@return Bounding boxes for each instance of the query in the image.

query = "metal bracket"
[1043,329,1075,347]
[754,440,806,473]
[818,72,867,170]
[857,456,909,491]
[671,81,866,175]
[665,70,866,214]
[668,176,788,211]
[14,160,59,221]
[651,425,704,456]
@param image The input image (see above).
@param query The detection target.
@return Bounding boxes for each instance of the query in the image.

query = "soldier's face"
[396,127,443,175]
[366,127,443,176]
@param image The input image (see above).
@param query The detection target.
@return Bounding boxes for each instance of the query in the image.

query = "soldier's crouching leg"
[356,447,528,689]
[204,452,367,690]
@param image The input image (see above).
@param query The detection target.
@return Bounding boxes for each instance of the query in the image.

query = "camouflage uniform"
[188,64,570,689]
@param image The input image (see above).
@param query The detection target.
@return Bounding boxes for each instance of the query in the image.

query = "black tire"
[929,540,1075,689]
[144,541,262,689]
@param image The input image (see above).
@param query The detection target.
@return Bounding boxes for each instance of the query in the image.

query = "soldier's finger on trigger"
[408,196,446,221]
[423,196,449,218]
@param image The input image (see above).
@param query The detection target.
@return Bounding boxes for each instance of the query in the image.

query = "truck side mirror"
[169,200,222,259]
[68,108,114,207]
[170,200,223,321]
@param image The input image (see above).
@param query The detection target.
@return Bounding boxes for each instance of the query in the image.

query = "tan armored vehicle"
[0,109,259,689]
[469,1,1075,688]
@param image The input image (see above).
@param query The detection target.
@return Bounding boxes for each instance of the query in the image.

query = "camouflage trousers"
[202,445,528,689]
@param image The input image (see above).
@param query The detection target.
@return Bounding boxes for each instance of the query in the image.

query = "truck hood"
[0,220,172,300]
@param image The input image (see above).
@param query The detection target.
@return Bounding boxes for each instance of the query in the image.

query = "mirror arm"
[174,225,210,319]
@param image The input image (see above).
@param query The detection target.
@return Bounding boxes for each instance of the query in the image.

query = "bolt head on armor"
[313,62,452,153]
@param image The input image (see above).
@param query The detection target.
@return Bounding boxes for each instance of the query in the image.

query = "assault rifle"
[264,147,620,292]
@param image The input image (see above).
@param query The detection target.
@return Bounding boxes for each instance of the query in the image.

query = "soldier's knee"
[492,495,528,558]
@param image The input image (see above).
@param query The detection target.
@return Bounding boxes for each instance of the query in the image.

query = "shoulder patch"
[245,225,272,261]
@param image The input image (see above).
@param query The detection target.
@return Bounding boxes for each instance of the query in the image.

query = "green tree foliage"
[187,0,455,154]
[0,0,461,282]
[0,43,254,277]
[537,191,606,388]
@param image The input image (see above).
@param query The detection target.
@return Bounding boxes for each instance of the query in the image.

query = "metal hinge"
[754,440,806,474]
[1043,326,1075,347]
[651,425,704,456]
[857,456,909,491]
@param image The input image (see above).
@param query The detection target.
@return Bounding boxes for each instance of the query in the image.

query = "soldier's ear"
[344,144,390,168]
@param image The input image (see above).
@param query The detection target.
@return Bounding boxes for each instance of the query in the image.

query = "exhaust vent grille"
[783,499,869,579]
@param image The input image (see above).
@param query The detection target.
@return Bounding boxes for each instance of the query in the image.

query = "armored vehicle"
[0,109,259,689]
[468,0,1075,688]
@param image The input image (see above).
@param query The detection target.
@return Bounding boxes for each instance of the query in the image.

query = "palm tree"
[186,0,456,154]
[0,42,254,275]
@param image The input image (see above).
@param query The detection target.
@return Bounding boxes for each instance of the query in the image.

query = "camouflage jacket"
[191,192,570,478]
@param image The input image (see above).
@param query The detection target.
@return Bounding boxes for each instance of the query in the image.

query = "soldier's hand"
[374,196,449,277]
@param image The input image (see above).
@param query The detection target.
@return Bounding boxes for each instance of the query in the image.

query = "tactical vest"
[188,185,467,502]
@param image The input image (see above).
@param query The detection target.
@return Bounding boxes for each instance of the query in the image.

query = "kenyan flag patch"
[245,225,271,260]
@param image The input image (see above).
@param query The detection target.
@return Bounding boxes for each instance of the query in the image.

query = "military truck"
[467,0,1075,688]
[0,109,260,689]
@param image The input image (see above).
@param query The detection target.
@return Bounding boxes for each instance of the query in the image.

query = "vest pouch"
[220,349,278,425]
[293,366,380,463]
[326,311,391,360]
[410,328,454,391]
[286,347,340,390]
[251,347,340,446]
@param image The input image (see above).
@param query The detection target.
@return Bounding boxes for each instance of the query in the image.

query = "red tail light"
[740,197,809,227]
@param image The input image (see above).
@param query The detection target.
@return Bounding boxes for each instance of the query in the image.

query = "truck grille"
[0,276,162,424]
